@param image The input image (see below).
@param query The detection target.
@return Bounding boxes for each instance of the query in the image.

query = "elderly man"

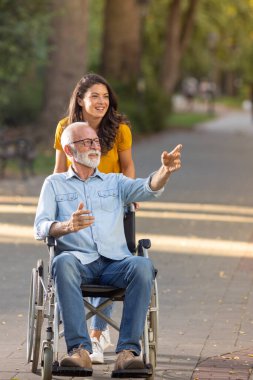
[34,122,182,373]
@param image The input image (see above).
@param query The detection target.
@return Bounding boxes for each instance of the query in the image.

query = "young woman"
[53,73,135,364]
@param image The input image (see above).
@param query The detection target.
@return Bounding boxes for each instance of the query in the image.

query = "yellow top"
[54,117,132,173]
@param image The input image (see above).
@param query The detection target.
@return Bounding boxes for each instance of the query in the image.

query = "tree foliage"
[180,0,253,96]
[1,0,253,134]
[0,0,50,125]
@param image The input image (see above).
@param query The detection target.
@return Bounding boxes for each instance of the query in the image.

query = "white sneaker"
[90,337,104,364]
[100,328,114,350]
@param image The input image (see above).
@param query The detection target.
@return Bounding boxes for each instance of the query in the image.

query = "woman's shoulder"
[117,123,131,136]
[57,116,69,130]
[115,123,132,148]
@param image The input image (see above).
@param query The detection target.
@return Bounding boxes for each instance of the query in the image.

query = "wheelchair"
[27,204,159,379]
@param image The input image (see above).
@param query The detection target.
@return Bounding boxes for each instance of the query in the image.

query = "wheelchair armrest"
[137,239,151,256]
[45,236,57,247]
[139,239,151,250]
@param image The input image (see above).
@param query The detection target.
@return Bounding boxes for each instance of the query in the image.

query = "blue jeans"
[52,253,155,355]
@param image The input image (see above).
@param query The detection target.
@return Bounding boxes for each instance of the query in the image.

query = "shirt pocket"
[56,192,78,218]
[98,188,118,212]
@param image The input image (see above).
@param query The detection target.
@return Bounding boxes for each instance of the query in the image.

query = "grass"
[216,96,242,108]
[34,150,55,174]
[167,111,215,129]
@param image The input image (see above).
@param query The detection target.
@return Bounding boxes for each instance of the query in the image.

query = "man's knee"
[130,256,155,283]
[52,252,79,280]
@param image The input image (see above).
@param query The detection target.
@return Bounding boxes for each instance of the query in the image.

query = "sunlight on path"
[0,204,37,213]
[1,222,252,257]
[0,195,38,204]
[136,233,253,257]
[1,199,253,256]
[141,201,253,215]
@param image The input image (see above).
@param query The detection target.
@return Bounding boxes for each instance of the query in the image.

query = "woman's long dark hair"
[67,73,130,154]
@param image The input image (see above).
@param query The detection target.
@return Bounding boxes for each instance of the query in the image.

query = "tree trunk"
[40,0,88,134]
[160,0,199,96]
[101,0,142,83]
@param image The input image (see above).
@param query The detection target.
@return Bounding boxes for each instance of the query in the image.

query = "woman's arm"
[54,149,68,173]
[119,148,135,178]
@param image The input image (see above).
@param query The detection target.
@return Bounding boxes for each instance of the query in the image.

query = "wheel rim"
[148,347,156,379]
[53,301,59,363]
[31,260,44,373]
[26,268,37,363]
[149,280,159,368]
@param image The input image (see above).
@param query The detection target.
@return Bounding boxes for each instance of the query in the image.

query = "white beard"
[74,149,101,168]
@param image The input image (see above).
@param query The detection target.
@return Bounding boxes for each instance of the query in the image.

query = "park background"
[1,2,253,379]
[1,0,253,177]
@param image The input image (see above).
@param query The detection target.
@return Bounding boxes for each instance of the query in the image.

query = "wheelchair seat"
[81,284,125,299]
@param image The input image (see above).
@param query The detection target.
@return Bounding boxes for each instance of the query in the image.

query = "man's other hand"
[69,202,95,232]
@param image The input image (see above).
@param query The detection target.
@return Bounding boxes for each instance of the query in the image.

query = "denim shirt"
[34,167,164,264]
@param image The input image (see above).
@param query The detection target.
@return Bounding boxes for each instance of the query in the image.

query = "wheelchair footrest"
[111,364,153,378]
[52,363,92,377]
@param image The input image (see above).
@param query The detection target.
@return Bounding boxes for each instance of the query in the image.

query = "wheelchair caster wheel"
[41,347,53,380]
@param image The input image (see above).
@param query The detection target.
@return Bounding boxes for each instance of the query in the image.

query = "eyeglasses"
[71,138,101,148]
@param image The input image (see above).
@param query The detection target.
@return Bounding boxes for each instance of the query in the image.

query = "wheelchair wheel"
[41,346,53,380]
[148,280,159,373]
[26,260,44,373]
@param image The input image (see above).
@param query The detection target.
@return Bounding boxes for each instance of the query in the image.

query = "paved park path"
[0,106,253,379]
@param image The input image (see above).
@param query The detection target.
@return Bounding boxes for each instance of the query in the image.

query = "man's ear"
[64,144,73,158]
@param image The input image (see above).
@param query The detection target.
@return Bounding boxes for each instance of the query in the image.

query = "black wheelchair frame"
[27,204,159,379]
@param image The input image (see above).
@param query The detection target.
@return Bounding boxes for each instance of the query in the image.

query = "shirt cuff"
[145,172,165,196]
[34,220,56,240]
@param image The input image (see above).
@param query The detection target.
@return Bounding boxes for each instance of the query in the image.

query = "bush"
[113,81,171,135]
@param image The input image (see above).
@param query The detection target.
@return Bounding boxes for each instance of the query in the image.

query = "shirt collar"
[66,166,105,181]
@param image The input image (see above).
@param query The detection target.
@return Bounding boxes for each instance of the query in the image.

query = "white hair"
[60,122,90,150]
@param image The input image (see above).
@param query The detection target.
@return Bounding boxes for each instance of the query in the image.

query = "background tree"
[101,0,143,84]
[40,0,88,135]
[160,0,199,96]
[180,0,253,98]
[2,0,253,140]
[147,0,198,96]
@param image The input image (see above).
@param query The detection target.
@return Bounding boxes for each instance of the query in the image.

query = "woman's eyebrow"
[90,91,109,95]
